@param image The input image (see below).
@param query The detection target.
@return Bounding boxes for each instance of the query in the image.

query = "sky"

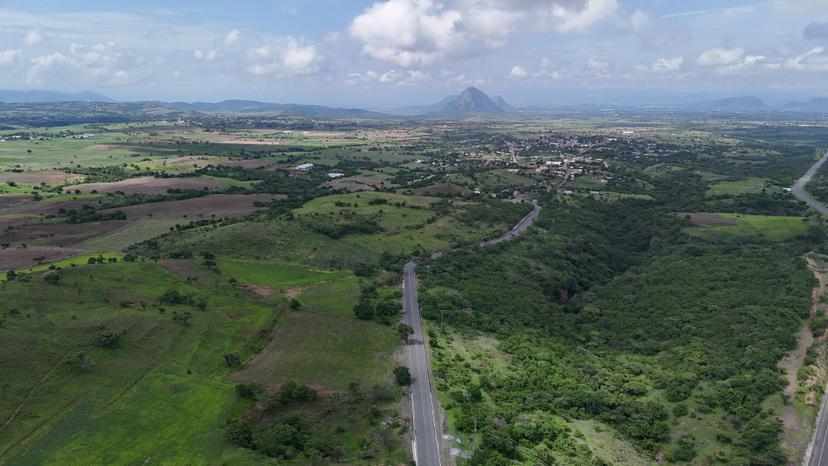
[0,0,826,106]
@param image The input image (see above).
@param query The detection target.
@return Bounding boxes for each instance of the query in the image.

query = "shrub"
[91,330,122,349]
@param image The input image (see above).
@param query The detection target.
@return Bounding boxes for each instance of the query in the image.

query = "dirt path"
[778,254,828,462]
[780,257,826,400]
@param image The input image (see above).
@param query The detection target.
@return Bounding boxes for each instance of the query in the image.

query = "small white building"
[327,172,345,179]
[295,163,315,171]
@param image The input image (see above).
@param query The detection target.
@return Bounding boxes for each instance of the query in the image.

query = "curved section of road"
[403,201,541,465]
[794,150,828,466]
[481,202,541,246]
[793,150,828,217]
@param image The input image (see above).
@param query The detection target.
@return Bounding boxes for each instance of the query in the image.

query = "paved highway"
[402,201,541,465]
[793,150,828,217]
[795,150,828,466]
[403,261,442,466]
[480,201,541,246]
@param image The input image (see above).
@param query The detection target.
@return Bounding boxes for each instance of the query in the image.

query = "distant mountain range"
[0,89,115,103]
[0,88,827,117]
[157,100,388,118]
[783,98,828,113]
[681,96,768,110]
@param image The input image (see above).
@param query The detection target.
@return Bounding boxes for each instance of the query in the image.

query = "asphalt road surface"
[403,261,442,466]
[402,201,541,465]
[793,150,828,216]
[480,202,542,246]
[795,150,828,466]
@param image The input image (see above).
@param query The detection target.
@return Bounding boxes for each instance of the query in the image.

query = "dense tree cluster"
[421,186,816,464]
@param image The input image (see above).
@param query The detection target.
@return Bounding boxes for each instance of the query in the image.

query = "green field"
[217,259,350,288]
[232,310,398,390]
[0,133,169,170]
[686,213,809,241]
[297,276,362,317]
[2,252,124,278]
[0,261,276,464]
[79,219,180,251]
[707,177,769,196]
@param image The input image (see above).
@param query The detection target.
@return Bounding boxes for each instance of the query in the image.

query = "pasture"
[231,310,397,391]
[0,261,277,464]
[707,177,770,196]
[217,259,350,289]
[685,212,810,241]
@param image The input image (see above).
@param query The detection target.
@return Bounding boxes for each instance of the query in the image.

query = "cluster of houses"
[0,135,24,143]
[294,162,345,180]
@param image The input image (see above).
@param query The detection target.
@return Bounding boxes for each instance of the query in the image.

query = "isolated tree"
[393,366,412,386]
[289,298,302,310]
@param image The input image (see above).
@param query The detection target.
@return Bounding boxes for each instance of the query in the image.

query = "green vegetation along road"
[799,150,828,466]
[404,203,541,465]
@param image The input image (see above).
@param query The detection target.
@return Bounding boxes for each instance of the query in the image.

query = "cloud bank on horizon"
[0,0,825,104]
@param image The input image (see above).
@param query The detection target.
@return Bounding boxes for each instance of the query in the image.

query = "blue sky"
[0,0,825,105]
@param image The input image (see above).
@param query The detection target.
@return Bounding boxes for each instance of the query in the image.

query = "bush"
[158,289,193,305]
[91,330,122,349]
[224,353,241,367]
[278,381,317,403]
[666,436,697,463]
[672,403,689,418]
[394,366,412,386]
[236,383,263,400]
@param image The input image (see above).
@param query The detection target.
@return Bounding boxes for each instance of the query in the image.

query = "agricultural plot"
[0,262,277,464]
[79,219,181,251]
[217,259,350,289]
[98,194,280,220]
[293,276,361,318]
[707,177,770,196]
[66,175,250,195]
[231,310,397,391]
[0,134,165,170]
[0,170,81,186]
[0,220,127,247]
[0,246,90,272]
[685,212,810,241]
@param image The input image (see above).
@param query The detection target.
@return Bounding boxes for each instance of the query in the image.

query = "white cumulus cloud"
[509,65,528,78]
[0,49,22,65]
[194,49,217,61]
[349,0,466,67]
[23,29,43,46]
[224,29,241,45]
[697,47,743,66]
[546,0,619,33]
[247,37,321,75]
[349,0,620,68]
[651,56,682,72]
